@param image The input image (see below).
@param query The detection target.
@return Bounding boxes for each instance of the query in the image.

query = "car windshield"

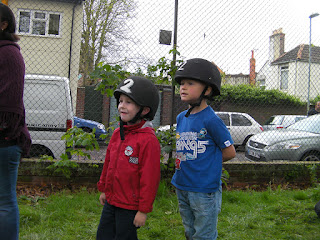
[264,116,283,125]
[287,115,320,134]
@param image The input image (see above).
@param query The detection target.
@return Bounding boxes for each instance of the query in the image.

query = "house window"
[18,9,61,37]
[280,66,288,90]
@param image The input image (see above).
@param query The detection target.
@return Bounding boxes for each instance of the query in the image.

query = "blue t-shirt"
[171,106,234,193]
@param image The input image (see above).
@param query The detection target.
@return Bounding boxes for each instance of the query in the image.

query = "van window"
[24,82,66,110]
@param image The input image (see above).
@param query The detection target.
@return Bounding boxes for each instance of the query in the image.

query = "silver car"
[263,115,306,131]
[216,112,263,147]
[245,114,320,161]
[158,112,263,148]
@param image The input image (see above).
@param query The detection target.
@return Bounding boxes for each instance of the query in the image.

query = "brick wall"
[101,95,110,127]
[75,87,85,118]
[18,160,320,187]
[161,87,173,125]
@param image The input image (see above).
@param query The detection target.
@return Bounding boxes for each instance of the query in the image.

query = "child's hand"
[133,211,147,227]
[99,193,106,205]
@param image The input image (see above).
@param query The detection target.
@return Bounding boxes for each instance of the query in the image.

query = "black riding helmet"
[175,58,221,98]
[114,76,159,121]
[114,76,159,140]
[174,58,221,117]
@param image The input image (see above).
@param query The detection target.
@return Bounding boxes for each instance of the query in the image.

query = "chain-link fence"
[6,0,320,161]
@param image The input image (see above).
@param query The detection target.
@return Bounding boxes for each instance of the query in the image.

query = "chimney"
[269,28,285,61]
[249,50,256,85]
[296,44,304,59]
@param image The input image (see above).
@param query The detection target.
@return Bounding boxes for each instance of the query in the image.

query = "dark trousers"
[96,201,138,240]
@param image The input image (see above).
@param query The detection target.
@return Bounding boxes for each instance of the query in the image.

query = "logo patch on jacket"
[129,157,139,164]
[125,146,133,156]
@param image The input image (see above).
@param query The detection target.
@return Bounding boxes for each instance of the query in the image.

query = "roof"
[271,44,320,65]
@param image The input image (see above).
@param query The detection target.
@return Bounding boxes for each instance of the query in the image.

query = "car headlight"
[266,143,301,150]
[97,124,105,130]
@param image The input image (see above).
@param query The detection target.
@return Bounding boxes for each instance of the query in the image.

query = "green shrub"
[215,84,305,107]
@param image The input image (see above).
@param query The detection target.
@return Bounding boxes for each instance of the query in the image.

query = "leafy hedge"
[312,95,320,104]
[214,84,305,107]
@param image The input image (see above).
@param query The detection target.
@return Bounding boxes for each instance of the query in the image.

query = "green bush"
[311,95,320,104]
[215,84,305,107]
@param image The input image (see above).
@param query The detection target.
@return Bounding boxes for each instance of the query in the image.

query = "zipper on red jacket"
[109,134,124,202]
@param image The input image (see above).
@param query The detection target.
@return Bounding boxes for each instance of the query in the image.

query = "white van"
[23,74,74,159]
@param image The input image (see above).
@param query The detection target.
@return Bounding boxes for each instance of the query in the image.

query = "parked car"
[24,75,73,159]
[216,112,263,147]
[263,115,306,131]
[157,111,263,148]
[157,124,176,132]
[73,116,107,141]
[245,114,320,162]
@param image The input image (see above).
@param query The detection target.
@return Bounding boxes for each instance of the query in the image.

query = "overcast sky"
[123,0,320,74]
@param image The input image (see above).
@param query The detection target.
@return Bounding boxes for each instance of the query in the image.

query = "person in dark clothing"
[0,3,31,239]
[307,101,320,116]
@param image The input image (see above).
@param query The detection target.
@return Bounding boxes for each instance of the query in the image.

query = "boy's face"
[118,94,141,124]
[179,79,207,104]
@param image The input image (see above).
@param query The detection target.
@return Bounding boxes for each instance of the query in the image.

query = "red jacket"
[97,120,161,213]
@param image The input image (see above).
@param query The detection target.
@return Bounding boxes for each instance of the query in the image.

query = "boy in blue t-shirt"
[171,58,236,240]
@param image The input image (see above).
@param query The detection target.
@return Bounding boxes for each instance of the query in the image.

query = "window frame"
[17,9,63,38]
[216,113,230,126]
[280,66,289,90]
[231,113,252,126]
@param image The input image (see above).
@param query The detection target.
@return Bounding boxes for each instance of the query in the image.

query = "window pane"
[32,20,46,35]
[49,14,60,35]
[264,115,283,125]
[217,113,230,126]
[34,12,46,19]
[232,114,252,126]
[19,11,30,33]
[280,67,288,90]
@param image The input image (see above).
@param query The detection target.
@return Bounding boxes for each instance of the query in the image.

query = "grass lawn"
[19,182,320,240]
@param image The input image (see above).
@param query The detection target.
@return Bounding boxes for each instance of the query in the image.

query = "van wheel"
[29,145,54,158]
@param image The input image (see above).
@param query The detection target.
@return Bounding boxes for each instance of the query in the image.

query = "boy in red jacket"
[96,76,161,240]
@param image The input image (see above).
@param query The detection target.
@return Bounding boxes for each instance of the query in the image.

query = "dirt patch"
[17,182,98,198]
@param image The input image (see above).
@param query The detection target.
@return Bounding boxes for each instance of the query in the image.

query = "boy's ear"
[205,86,212,97]
[141,107,150,117]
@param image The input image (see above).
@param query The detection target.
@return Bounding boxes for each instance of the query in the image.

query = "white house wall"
[9,0,83,112]
[262,61,320,102]
[305,63,320,101]
[265,64,278,90]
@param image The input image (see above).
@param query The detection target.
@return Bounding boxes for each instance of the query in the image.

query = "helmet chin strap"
[185,86,208,118]
[129,107,144,124]
[120,119,125,140]
[119,107,144,140]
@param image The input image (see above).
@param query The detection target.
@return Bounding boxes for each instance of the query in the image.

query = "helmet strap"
[129,107,144,124]
[119,107,143,140]
[185,86,208,117]
[120,119,125,140]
